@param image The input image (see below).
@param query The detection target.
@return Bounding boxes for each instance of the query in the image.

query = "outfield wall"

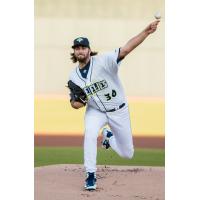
[34,96,164,137]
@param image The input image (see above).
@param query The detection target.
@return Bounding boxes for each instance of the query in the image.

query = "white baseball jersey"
[68,48,127,111]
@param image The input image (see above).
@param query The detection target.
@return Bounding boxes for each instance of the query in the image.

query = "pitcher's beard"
[76,52,90,63]
[77,56,87,63]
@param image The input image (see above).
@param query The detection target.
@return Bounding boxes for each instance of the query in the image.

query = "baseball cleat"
[102,128,113,149]
[85,172,97,190]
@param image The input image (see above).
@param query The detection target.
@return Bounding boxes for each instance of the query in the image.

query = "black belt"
[106,103,125,112]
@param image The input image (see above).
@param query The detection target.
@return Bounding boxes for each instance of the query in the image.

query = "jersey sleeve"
[66,74,72,87]
[67,68,76,82]
[66,69,75,88]
[103,48,123,73]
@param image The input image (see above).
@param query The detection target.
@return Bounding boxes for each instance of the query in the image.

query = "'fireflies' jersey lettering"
[83,80,108,96]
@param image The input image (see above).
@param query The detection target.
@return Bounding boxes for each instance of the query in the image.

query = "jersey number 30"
[104,90,117,101]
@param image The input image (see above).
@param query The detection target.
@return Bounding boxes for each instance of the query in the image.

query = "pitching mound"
[35,164,164,200]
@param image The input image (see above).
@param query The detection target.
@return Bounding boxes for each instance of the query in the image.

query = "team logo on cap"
[76,37,83,42]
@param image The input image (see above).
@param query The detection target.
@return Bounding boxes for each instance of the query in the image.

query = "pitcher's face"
[74,46,91,63]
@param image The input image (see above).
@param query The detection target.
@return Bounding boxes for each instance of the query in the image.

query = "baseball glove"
[67,80,87,105]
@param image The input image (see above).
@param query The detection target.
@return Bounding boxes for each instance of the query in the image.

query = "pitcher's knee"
[123,148,134,159]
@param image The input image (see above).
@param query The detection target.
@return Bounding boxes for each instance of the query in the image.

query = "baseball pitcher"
[67,20,160,190]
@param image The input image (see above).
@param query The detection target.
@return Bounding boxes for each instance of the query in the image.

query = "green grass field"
[34,147,165,167]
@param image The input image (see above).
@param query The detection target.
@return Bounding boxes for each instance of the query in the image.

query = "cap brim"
[72,44,90,49]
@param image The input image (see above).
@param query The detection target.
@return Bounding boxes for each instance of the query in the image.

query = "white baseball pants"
[84,105,134,172]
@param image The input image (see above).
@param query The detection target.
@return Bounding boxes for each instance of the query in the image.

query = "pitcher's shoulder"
[68,67,78,79]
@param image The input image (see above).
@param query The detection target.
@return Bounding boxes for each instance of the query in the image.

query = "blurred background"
[34,0,165,148]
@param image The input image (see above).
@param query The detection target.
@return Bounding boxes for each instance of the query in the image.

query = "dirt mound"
[35,164,164,200]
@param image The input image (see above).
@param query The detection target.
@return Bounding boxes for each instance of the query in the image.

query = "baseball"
[154,11,161,20]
